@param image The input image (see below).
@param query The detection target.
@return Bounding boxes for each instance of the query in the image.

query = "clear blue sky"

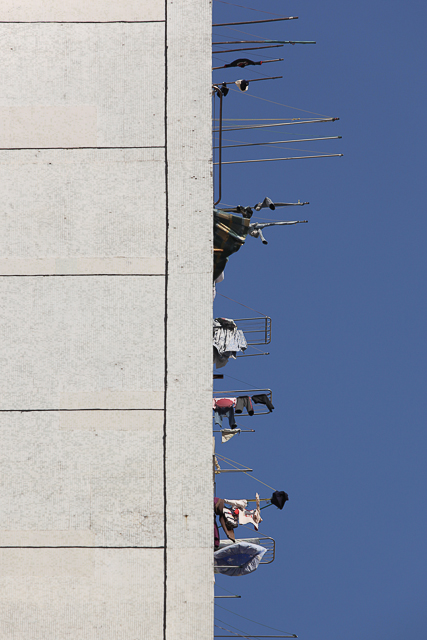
[212,1,427,639]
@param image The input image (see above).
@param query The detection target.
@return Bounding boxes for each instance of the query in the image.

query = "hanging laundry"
[214,208,250,281]
[221,428,241,443]
[239,508,262,530]
[271,490,289,509]
[214,497,236,549]
[223,58,263,68]
[220,205,253,218]
[213,270,225,300]
[254,196,275,211]
[223,506,240,529]
[249,220,308,245]
[224,499,248,511]
[213,397,237,429]
[238,492,262,530]
[251,393,274,412]
[235,79,249,91]
[213,82,229,97]
[235,395,254,416]
[214,541,267,576]
[213,318,248,369]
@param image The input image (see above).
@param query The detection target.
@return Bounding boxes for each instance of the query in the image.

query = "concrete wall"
[0,1,213,638]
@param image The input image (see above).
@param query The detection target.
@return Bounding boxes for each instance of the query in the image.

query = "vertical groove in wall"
[163,2,169,639]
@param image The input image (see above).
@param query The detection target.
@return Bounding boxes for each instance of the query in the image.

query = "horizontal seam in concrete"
[0,146,166,151]
[0,409,164,412]
[0,546,165,549]
[0,21,166,24]
[0,274,166,277]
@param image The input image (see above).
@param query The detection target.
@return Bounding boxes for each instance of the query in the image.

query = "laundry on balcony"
[214,208,250,281]
[214,541,268,576]
[213,389,273,416]
[235,395,254,415]
[213,397,237,429]
[221,428,242,443]
[213,317,248,368]
[252,393,275,412]
[214,497,238,550]
[217,536,275,563]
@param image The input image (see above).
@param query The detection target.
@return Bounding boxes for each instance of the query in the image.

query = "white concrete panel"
[0,24,165,147]
[167,160,213,275]
[0,148,166,273]
[165,272,213,550]
[0,549,164,639]
[0,411,164,547]
[0,106,98,148]
[0,0,164,22]
[166,549,214,639]
[165,0,213,638]
[166,2,212,161]
[0,277,165,409]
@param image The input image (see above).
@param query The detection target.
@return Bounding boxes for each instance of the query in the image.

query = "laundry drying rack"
[213,388,273,416]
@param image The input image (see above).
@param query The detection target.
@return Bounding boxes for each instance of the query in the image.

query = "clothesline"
[217,292,268,317]
[216,454,276,490]
[213,118,339,133]
[214,603,298,636]
[213,0,286,18]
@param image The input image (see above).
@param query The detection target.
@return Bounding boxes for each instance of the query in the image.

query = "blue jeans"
[214,406,237,429]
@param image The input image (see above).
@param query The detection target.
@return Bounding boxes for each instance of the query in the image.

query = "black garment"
[251,393,274,412]
[271,491,289,510]
[235,395,254,416]
[223,58,262,68]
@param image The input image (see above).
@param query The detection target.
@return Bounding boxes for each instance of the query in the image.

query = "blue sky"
[212,1,427,639]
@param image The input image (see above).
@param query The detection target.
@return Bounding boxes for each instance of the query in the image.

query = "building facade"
[0,1,213,637]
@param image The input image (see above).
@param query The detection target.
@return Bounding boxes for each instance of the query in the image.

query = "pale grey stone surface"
[0,549,164,639]
[0,411,164,547]
[0,149,166,272]
[0,0,164,22]
[165,0,214,637]
[0,23,165,147]
[0,277,165,409]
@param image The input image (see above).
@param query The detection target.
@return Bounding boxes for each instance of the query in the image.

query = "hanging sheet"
[214,209,250,280]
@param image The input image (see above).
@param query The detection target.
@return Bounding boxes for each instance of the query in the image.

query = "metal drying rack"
[213,388,273,416]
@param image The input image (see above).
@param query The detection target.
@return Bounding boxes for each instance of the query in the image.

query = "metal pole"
[213,117,339,133]
[221,76,283,85]
[216,468,253,473]
[213,45,284,54]
[213,58,284,70]
[213,40,315,45]
[214,154,343,165]
[213,87,223,206]
[214,636,297,638]
[213,17,298,27]
[214,595,241,599]
[213,136,342,150]
[213,430,255,433]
